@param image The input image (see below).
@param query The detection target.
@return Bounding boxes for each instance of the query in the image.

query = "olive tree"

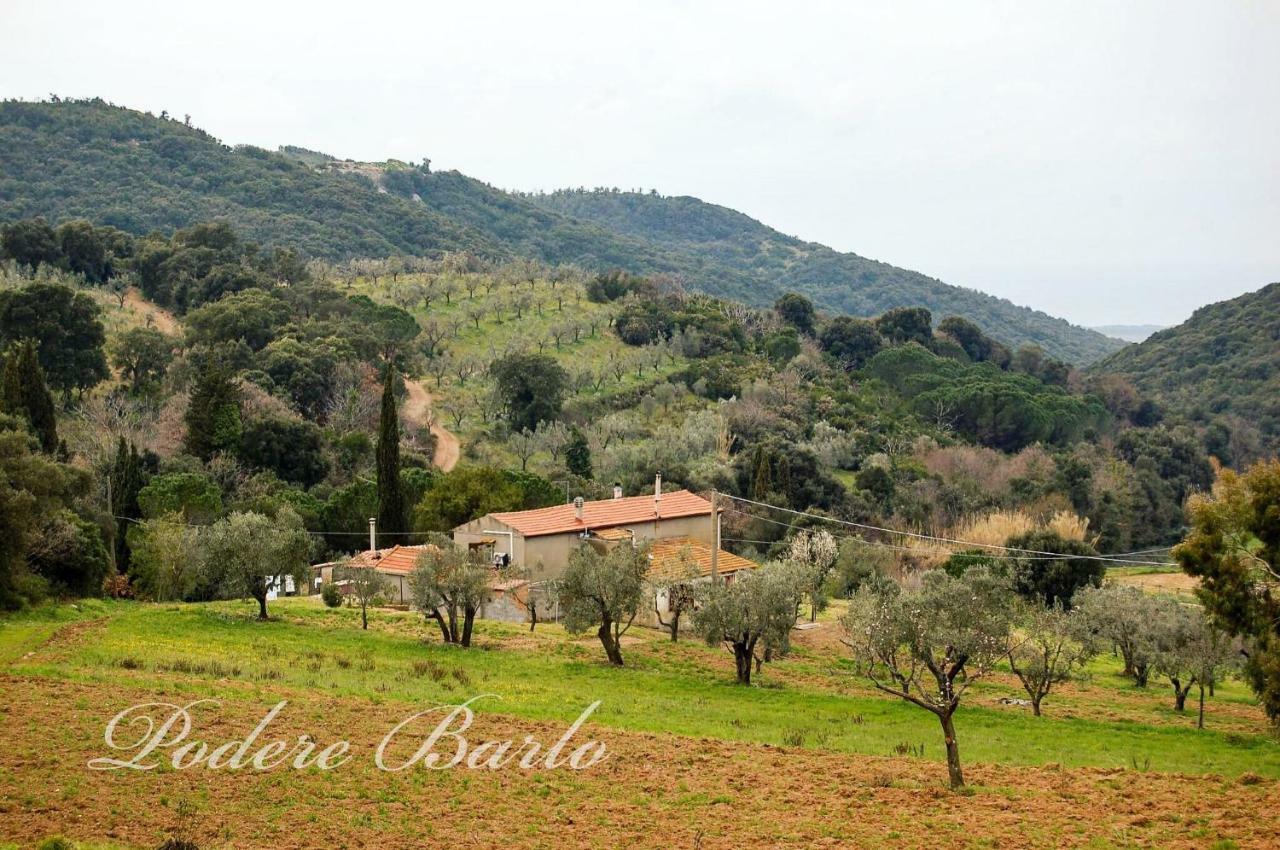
[409,533,493,648]
[692,562,804,684]
[842,567,1015,789]
[1152,603,1241,724]
[1007,601,1097,716]
[1074,584,1162,686]
[786,530,839,622]
[557,542,649,666]
[650,545,702,642]
[335,560,390,630]
[199,509,311,619]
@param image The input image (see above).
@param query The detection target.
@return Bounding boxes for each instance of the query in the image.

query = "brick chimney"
[574,496,585,521]
[654,472,662,503]
[613,482,623,500]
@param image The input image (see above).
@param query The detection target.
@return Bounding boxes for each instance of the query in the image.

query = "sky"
[4,0,1278,327]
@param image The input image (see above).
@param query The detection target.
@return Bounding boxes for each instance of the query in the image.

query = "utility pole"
[710,489,720,584]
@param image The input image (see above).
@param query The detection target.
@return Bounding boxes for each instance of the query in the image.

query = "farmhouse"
[312,543,534,621]
[452,476,758,629]
[451,475,721,583]
[312,544,430,604]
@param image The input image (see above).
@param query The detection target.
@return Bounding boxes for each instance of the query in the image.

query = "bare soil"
[1,673,1275,849]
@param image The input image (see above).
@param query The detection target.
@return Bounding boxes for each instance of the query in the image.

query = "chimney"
[573,496,585,521]
[654,472,663,503]
[613,482,623,500]
[368,517,377,554]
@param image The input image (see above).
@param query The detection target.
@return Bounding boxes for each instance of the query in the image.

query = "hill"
[1094,282,1280,458]
[528,189,1125,364]
[2,98,1120,364]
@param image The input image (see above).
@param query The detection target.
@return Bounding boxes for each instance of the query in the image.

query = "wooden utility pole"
[710,489,720,584]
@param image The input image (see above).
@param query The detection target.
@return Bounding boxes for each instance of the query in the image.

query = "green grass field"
[5,597,1276,779]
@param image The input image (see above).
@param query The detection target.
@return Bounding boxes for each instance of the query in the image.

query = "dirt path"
[402,378,460,471]
[123,287,180,334]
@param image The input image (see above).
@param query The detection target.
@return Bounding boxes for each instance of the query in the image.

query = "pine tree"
[184,366,241,460]
[109,437,145,573]
[376,366,407,538]
[1,341,58,453]
[565,427,593,479]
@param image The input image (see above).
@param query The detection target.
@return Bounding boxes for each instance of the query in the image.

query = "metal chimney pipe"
[368,517,376,553]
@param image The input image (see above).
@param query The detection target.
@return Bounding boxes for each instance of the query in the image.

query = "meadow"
[2,596,1277,849]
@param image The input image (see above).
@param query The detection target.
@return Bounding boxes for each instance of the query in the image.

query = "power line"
[718,494,1178,567]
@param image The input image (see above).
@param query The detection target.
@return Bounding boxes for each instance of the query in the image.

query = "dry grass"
[901,508,1092,568]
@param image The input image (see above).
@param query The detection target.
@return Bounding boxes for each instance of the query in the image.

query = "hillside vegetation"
[1095,282,1280,462]
[529,189,1125,364]
[0,98,1119,364]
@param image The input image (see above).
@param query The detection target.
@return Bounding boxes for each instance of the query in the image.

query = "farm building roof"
[335,544,435,576]
[489,489,713,538]
[646,536,759,581]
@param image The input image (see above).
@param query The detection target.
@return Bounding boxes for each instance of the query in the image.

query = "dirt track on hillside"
[123,287,180,334]
[2,674,1275,850]
[403,378,460,471]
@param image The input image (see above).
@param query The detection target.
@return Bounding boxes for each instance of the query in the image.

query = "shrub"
[320,582,342,608]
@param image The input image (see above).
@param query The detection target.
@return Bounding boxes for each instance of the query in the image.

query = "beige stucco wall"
[454,511,717,583]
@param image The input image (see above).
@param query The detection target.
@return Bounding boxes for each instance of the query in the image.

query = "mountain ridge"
[0,98,1121,364]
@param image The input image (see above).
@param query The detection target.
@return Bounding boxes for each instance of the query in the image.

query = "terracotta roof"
[489,490,713,538]
[591,527,634,541]
[647,536,759,581]
[344,544,436,576]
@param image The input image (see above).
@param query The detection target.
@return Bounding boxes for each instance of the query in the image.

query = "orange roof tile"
[647,536,759,581]
[490,490,713,538]
[345,544,436,576]
[591,527,635,541]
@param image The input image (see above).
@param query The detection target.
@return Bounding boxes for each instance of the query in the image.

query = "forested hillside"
[1094,281,1280,461]
[2,99,1119,364]
[529,189,1125,364]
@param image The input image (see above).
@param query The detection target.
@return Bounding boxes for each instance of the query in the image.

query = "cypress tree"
[1,341,58,453]
[184,365,241,460]
[109,437,145,573]
[565,427,593,479]
[376,366,407,537]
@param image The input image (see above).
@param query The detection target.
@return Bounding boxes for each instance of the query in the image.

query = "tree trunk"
[1172,678,1191,712]
[1133,663,1150,688]
[460,608,475,648]
[939,710,965,789]
[733,643,752,685]
[1197,684,1206,729]
[361,602,368,630]
[445,605,459,644]
[1120,644,1135,677]
[598,619,624,666]
[256,591,269,620]
[668,611,680,642]
[1031,695,1043,717]
[428,610,450,643]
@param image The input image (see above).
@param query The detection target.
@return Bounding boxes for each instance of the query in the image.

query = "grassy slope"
[353,272,692,469]
[7,598,1276,779]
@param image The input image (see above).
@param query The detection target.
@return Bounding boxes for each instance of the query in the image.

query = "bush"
[321,582,343,608]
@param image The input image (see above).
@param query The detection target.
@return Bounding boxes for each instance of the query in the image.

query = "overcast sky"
[5,1,1278,327]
